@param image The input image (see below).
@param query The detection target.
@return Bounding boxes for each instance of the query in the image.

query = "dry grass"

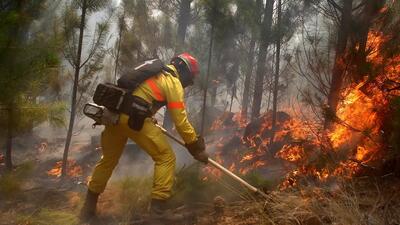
[195,178,400,225]
[2,159,400,225]
[260,178,400,225]
[96,176,152,224]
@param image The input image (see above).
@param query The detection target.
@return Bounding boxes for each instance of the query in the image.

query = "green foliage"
[172,164,210,204]
[0,0,64,137]
[270,1,303,43]
[62,0,112,123]
[243,172,273,189]
[111,177,152,223]
[235,0,260,35]
[171,164,268,206]
[119,0,162,66]
[200,0,233,26]
[16,208,79,225]
[0,173,21,197]
[72,0,109,13]
[0,162,34,198]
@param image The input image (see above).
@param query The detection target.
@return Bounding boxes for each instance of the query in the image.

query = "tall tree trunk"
[4,1,24,171]
[326,0,353,126]
[5,105,13,171]
[241,37,256,119]
[270,0,282,144]
[355,1,384,80]
[176,0,191,53]
[229,84,235,112]
[210,50,223,107]
[114,12,125,84]
[164,0,192,131]
[61,0,87,177]
[200,24,214,135]
[251,0,274,120]
[210,86,217,106]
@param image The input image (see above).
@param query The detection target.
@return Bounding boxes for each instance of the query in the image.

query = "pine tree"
[0,0,64,170]
[61,0,111,177]
[325,0,353,128]
[251,0,274,120]
[236,0,263,119]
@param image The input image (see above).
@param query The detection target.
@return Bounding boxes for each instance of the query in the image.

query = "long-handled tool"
[155,124,268,199]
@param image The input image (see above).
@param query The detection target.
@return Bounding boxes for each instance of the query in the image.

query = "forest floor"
[1,168,400,225]
[1,139,400,225]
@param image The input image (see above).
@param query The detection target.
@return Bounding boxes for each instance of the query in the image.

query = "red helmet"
[170,52,200,87]
[171,52,200,77]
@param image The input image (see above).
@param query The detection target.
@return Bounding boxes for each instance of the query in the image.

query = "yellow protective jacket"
[130,65,198,144]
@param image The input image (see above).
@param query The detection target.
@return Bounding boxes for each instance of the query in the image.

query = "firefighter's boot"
[148,199,196,224]
[80,189,99,222]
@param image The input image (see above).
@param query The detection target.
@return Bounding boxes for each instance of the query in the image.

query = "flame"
[47,160,83,178]
[205,29,399,188]
[210,117,225,131]
[281,30,399,187]
[232,112,248,128]
[276,145,304,162]
[240,153,255,162]
[328,80,380,149]
[210,112,248,131]
[355,146,370,161]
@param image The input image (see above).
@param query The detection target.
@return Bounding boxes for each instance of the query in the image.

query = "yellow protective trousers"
[88,115,176,200]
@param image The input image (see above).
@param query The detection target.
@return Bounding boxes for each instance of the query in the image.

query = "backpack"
[93,58,169,111]
[117,58,173,91]
[91,58,175,130]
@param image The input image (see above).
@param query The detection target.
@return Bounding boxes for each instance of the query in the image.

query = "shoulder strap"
[117,58,166,91]
[162,65,178,77]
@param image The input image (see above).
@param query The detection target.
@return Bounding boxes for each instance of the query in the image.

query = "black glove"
[185,136,209,164]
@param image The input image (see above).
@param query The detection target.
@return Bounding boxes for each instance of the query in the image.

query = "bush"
[106,176,152,223]
[0,161,34,198]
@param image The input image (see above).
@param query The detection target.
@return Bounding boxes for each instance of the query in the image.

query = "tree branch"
[327,0,342,12]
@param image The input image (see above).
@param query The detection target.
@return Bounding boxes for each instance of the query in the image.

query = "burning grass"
[46,159,82,178]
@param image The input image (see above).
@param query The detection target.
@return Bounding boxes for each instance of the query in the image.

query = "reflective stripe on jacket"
[131,65,198,144]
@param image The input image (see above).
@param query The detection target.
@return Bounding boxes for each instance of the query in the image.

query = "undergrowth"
[0,161,34,198]
[260,178,400,225]
[15,208,78,225]
[103,176,152,224]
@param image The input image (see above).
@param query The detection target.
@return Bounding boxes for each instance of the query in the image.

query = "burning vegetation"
[47,160,83,178]
[206,30,400,190]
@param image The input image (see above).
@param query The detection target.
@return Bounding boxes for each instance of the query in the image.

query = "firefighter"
[80,53,209,222]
